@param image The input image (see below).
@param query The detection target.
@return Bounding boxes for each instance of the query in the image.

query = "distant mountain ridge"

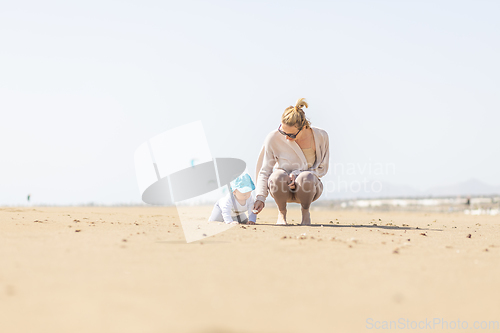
[321,178,500,200]
[425,179,500,197]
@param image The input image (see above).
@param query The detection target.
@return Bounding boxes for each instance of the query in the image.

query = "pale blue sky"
[1,0,499,205]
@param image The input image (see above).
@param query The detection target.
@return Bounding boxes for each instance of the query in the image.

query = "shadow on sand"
[156,240,231,244]
[256,223,443,232]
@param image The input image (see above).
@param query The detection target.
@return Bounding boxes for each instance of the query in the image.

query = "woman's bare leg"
[269,169,291,225]
[294,172,323,225]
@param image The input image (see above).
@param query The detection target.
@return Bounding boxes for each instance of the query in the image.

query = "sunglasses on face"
[278,124,302,139]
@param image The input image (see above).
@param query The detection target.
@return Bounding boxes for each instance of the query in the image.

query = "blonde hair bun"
[295,98,308,110]
[281,98,311,129]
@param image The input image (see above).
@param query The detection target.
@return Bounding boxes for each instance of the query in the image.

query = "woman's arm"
[311,131,329,178]
[255,145,265,183]
[255,134,277,203]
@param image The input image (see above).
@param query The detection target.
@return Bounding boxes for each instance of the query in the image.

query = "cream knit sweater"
[255,126,330,202]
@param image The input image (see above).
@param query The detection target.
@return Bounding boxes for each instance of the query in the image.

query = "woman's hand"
[253,200,265,214]
[288,174,296,190]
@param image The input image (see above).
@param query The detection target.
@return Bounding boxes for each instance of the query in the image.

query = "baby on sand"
[208,173,257,225]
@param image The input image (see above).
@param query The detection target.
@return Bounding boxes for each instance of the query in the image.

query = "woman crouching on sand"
[253,98,330,225]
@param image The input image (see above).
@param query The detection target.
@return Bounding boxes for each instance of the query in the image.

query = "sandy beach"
[1,206,499,333]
